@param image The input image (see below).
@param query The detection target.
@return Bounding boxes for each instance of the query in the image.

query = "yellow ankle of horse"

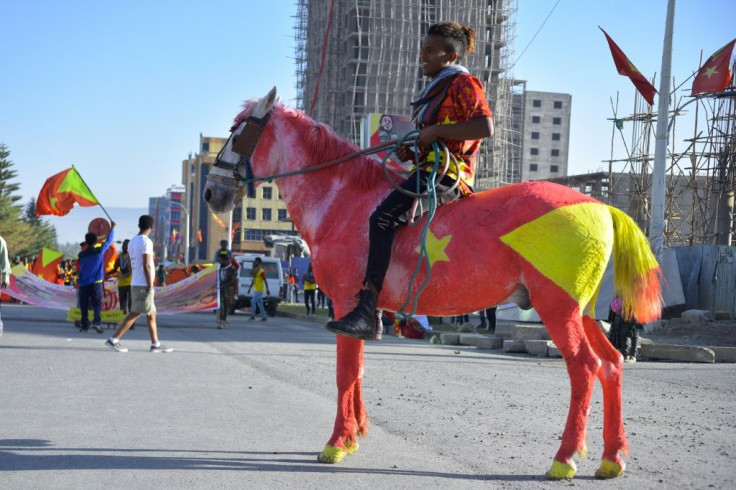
[546,460,577,480]
[318,441,359,464]
[595,458,625,479]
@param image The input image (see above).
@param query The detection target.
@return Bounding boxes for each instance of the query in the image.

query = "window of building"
[244,229,262,241]
[551,165,560,173]
[532,99,541,108]
[278,209,288,221]
[532,115,540,123]
[553,117,562,125]
[531,131,540,140]
[262,208,272,221]
[551,149,560,157]
[554,101,563,109]
[246,207,256,220]
[232,206,242,222]
[262,187,273,200]
[530,148,539,156]
[530,164,538,171]
[552,133,561,141]
[201,141,209,153]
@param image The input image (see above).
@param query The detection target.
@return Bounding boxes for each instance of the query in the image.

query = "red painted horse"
[203,88,662,480]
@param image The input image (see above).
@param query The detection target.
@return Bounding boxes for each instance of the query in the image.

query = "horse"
[203,87,662,480]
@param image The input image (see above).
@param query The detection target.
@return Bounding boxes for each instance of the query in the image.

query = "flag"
[692,39,736,95]
[36,167,99,217]
[197,230,203,243]
[600,27,658,105]
[31,247,64,282]
[211,212,227,229]
[172,229,179,242]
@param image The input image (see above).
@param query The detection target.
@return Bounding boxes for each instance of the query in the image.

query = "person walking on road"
[247,257,270,321]
[115,239,132,315]
[78,223,116,334]
[105,215,173,353]
[302,263,316,315]
[217,254,238,329]
[0,235,11,336]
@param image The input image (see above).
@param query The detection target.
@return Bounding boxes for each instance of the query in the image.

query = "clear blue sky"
[2,0,734,214]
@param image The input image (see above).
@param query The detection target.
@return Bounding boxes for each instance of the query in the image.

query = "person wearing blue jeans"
[247,257,270,321]
[78,222,115,333]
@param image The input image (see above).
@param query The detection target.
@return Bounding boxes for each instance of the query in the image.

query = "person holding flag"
[77,222,116,333]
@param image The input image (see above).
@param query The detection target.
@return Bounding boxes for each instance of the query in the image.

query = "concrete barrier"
[459,334,485,346]
[548,344,562,358]
[476,336,504,350]
[639,344,715,363]
[494,323,515,338]
[710,347,736,363]
[511,325,550,341]
[440,333,460,345]
[503,340,527,353]
[525,340,552,356]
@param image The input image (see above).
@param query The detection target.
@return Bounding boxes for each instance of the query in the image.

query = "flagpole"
[649,0,675,264]
[71,165,113,223]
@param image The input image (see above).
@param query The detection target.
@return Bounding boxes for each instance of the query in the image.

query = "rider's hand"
[393,145,414,162]
[417,125,441,149]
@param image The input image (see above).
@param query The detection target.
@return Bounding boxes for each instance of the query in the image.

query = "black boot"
[325,289,377,340]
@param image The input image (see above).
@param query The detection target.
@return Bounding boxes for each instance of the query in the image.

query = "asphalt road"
[0,304,734,489]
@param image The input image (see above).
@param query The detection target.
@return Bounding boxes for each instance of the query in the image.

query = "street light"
[169,201,190,265]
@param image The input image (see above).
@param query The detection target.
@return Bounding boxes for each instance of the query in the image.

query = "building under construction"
[294,0,518,191]
[546,85,736,247]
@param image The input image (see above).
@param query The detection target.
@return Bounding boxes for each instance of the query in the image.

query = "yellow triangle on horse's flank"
[500,202,613,305]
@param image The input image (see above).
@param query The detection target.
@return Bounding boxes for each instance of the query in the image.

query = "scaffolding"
[604,81,736,246]
[294,0,518,191]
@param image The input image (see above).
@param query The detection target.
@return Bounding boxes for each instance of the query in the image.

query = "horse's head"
[203,87,278,213]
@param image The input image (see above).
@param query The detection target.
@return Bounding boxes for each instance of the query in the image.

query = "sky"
[2,0,734,238]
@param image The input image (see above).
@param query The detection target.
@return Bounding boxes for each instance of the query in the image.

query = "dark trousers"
[118,285,131,314]
[317,289,325,308]
[365,171,460,292]
[304,289,316,314]
[479,307,497,333]
[79,282,103,328]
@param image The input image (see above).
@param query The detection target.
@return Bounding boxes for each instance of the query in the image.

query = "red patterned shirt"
[417,73,493,195]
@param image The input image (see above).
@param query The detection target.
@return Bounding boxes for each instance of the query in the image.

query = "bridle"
[212,113,272,198]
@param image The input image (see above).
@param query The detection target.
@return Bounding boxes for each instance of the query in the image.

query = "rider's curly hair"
[428,21,476,60]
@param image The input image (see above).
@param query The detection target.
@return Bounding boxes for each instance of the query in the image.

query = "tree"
[21,198,59,256]
[0,143,36,256]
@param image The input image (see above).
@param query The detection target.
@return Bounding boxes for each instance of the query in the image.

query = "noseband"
[212,113,271,198]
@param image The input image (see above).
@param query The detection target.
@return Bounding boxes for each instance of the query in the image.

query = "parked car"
[231,255,284,317]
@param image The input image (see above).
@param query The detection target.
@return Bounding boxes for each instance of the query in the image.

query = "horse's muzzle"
[203,179,238,213]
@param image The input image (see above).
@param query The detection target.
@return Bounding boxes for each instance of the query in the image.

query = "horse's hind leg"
[531,287,601,480]
[582,315,628,478]
[318,335,365,463]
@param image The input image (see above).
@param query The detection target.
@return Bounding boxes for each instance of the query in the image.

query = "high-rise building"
[295,0,518,191]
[520,90,572,181]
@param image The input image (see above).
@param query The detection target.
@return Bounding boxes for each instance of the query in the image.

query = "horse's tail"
[608,206,663,323]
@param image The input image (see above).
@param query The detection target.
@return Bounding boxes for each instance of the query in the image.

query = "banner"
[5,264,218,320]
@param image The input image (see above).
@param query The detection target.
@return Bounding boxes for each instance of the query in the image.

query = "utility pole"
[649,0,676,263]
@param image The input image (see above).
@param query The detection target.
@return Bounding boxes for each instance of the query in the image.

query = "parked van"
[232,255,284,316]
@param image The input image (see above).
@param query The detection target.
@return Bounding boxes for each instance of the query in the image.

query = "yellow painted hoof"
[345,439,359,454]
[595,458,625,479]
[318,445,348,464]
[546,460,577,480]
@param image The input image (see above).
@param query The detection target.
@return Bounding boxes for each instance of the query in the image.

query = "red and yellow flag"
[36,167,100,217]
[31,247,64,282]
[600,27,657,105]
[692,39,736,95]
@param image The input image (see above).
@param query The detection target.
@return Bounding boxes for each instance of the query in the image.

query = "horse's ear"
[253,86,278,119]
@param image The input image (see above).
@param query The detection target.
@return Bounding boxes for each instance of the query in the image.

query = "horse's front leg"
[318,333,366,463]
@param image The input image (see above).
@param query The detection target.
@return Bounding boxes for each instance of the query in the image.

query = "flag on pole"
[211,212,227,229]
[30,247,64,281]
[36,167,100,217]
[600,27,658,105]
[692,39,736,95]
